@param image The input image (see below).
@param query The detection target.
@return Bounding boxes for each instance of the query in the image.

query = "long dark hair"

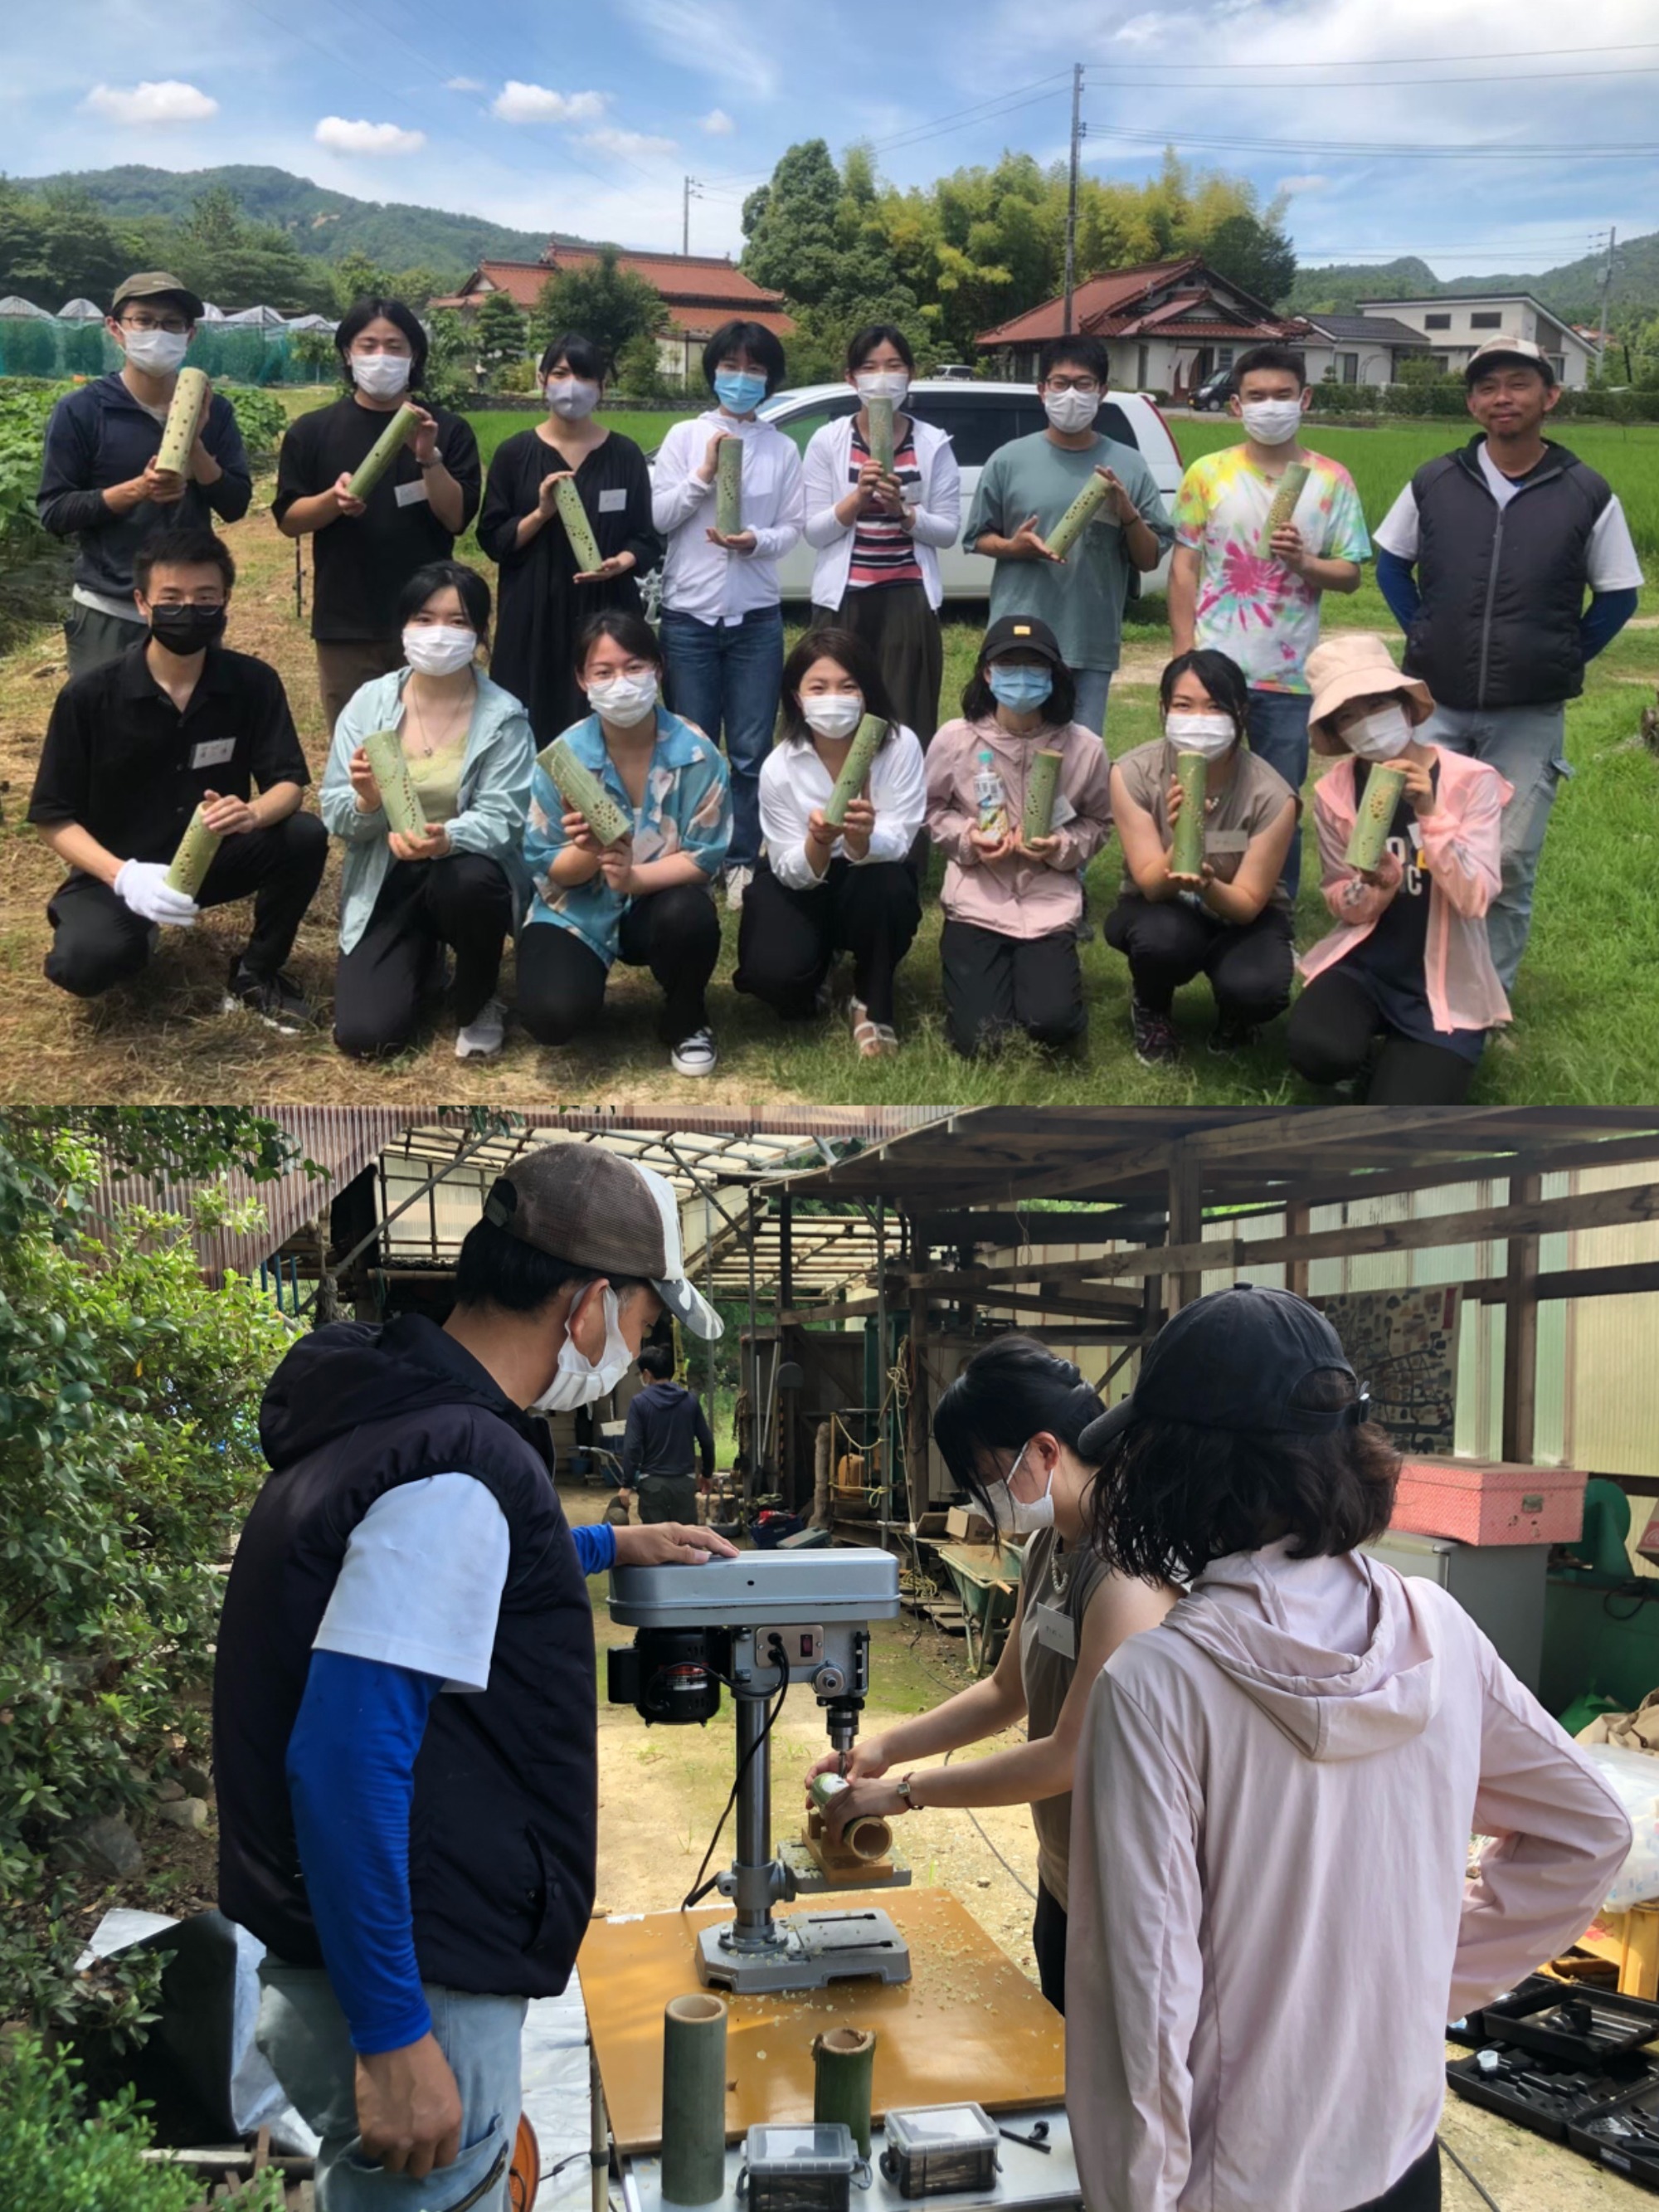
[335,295,427,388]
[932,1336,1104,1518]
[778,626,895,749]
[962,641,1077,730]
[1159,648,1249,744]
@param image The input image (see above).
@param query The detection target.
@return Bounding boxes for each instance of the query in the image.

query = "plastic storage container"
[741,2123,862,2212]
[1445,2044,1653,2142]
[879,2105,1000,2199]
[1389,1456,1588,1547]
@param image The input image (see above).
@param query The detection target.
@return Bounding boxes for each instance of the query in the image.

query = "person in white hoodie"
[1067,1282,1631,2212]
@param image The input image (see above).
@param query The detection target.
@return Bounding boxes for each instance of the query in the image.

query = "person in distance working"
[620,1339,717,1527]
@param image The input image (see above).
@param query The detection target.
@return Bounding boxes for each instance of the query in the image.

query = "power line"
[1085,64,1659,87]
[1086,124,1658,160]
[1086,37,1659,70]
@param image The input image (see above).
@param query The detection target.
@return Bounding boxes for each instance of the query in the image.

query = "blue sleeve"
[1375,547,1421,633]
[204,398,253,522]
[1581,586,1639,661]
[36,395,109,538]
[286,1649,439,2054]
[572,1522,617,1576]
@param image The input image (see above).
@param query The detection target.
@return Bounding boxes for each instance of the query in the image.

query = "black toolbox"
[1484,1981,1659,2068]
[1446,2044,1657,2144]
[1569,2074,1659,2186]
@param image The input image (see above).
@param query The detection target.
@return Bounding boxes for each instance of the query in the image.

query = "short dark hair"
[1160,649,1250,744]
[1232,343,1306,395]
[638,1342,676,1380]
[538,330,611,383]
[397,559,491,643]
[847,323,915,375]
[933,1336,1104,1518]
[703,319,787,397]
[1038,334,1110,386]
[455,1216,649,1316]
[778,626,896,748]
[962,632,1077,728]
[133,527,236,599]
[575,608,664,679]
[335,296,429,388]
[1087,1367,1400,1584]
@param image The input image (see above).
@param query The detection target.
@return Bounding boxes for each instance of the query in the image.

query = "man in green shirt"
[964,336,1172,733]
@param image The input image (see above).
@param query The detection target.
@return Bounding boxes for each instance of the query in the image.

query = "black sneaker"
[1131,999,1180,1066]
[225,962,314,1035]
[1209,1014,1260,1055]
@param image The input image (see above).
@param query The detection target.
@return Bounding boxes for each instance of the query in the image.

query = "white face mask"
[801,693,864,741]
[1165,711,1237,763]
[353,351,413,398]
[531,1286,634,1412]
[402,624,477,677]
[1239,397,1304,446]
[855,369,909,404]
[122,327,191,377]
[988,1440,1055,1537]
[1343,703,1415,762]
[587,671,659,727]
[1042,387,1099,434]
[546,377,601,420]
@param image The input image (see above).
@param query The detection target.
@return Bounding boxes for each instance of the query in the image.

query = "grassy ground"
[0,414,1653,1107]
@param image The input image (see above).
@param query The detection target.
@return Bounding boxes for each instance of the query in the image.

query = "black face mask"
[148,604,227,655]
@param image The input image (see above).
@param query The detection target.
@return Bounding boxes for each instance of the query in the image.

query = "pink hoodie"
[1066,1543,1630,2212]
[1299,748,1513,1035]
[925,714,1112,940]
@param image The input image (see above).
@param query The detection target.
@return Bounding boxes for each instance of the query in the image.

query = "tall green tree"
[531,247,666,365]
[473,287,529,381]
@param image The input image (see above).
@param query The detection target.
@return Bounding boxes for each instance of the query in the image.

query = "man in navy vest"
[1374,336,1640,992]
[214,1145,736,2210]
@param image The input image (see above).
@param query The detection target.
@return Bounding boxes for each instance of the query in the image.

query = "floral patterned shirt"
[1173,446,1370,694]
[523,708,731,966]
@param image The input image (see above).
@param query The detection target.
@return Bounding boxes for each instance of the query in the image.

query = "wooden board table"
[578,1888,1065,2156]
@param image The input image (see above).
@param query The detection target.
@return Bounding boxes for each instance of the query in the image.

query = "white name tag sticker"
[1033,1601,1077,1660]
[394,478,430,508]
[1049,790,1078,829]
[597,488,628,514]
[190,738,237,768]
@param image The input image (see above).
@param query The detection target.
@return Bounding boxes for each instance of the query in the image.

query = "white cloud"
[80,79,218,125]
[314,115,426,155]
[700,108,736,136]
[492,81,608,124]
[445,76,485,93]
[1277,175,1329,196]
[581,125,678,159]
[1112,13,1165,43]
[620,0,781,100]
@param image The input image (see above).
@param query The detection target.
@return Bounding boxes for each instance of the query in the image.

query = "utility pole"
[1597,224,1617,360]
[1063,63,1083,336]
[683,174,703,258]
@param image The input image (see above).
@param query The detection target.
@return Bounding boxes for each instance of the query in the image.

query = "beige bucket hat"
[1306,632,1433,739]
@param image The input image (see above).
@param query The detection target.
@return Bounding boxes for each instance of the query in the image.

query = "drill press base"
[697,1908,912,1994]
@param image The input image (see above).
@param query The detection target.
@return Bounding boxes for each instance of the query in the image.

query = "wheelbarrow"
[936,1541,1023,1676]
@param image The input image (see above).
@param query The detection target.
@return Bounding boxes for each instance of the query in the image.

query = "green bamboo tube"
[813,2027,877,2159]
[554,477,605,574]
[1170,752,1208,879]
[155,368,210,478]
[822,714,887,829]
[164,805,221,897]
[540,738,632,846]
[1259,461,1311,555]
[715,436,743,535]
[1022,748,1063,844]
[865,397,896,475]
[661,1992,727,2206]
[809,1772,893,1863]
[1344,762,1408,872]
[1044,470,1111,561]
[362,728,429,837]
[346,404,421,503]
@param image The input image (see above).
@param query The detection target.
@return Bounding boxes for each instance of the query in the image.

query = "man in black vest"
[1373,336,1641,992]
[214,1145,735,2210]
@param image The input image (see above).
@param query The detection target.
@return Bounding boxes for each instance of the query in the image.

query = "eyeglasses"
[1043,376,1100,394]
[121,314,192,336]
[153,593,226,609]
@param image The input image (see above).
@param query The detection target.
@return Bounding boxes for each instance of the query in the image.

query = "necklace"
[1048,1537,1072,1598]
[405,675,473,760]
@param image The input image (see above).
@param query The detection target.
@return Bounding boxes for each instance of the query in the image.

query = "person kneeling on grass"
[733,626,924,1058]
[1107,648,1299,1068]
[321,560,533,1064]
[1287,633,1511,1105]
[924,615,1112,1060]
[518,611,732,1078]
[27,524,326,1033]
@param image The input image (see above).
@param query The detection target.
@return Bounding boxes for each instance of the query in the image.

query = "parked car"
[1191,368,1234,413]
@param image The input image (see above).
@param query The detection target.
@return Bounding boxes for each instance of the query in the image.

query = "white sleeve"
[802,424,850,550]
[1372,485,1420,561]
[760,748,821,892]
[859,728,927,865]
[651,421,712,534]
[313,1474,510,1692]
[1587,496,1646,592]
[749,437,805,562]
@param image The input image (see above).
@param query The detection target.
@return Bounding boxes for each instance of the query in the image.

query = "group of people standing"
[28,272,1642,1094]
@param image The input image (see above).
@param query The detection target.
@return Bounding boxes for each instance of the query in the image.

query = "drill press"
[607,1549,912,1994]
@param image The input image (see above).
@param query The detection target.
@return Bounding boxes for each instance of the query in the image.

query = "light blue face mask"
[714,368,767,415]
[987,664,1053,712]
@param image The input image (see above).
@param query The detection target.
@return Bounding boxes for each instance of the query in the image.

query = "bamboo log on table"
[660,1993,727,2206]
[813,2027,877,2158]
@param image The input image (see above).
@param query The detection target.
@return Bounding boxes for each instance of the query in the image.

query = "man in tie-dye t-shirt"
[1170,344,1370,897]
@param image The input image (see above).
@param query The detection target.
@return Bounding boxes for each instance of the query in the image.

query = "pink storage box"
[1389,1457,1588,1547]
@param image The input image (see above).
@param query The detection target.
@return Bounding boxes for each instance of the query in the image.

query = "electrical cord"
[1437,2134,1502,2212]
[943,1748,1038,1903]
[679,1644,790,1911]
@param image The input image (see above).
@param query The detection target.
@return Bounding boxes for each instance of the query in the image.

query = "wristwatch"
[418,455,444,471]
[894,1774,919,1812]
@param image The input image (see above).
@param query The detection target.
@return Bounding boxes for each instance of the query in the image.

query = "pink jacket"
[1300,748,1513,1033]
[1067,1544,1630,2212]
[925,715,1112,940]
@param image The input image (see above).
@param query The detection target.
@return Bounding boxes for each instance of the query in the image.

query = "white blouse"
[759,724,927,889]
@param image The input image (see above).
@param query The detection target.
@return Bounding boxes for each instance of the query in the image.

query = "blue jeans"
[1073,668,1112,738]
[1419,700,1569,992]
[1246,689,1312,900]
[660,605,784,870]
[257,1958,527,2212]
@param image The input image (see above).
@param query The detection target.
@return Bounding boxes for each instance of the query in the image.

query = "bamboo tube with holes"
[810,1772,893,1862]
[1044,470,1111,561]
[554,478,604,574]
[1344,763,1408,872]
[865,397,895,475]
[660,1993,727,2208]
[362,728,428,837]
[1259,462,1311,555]
[164,805,221,897]
[1170,753,1208,879]
[155,368,209,479]
[813,2028,877,2157]
[540,738,631,846]
[1023,749,1063,845]
[822,714,887,829]
[715,436,743,536]
[345,404,421,503]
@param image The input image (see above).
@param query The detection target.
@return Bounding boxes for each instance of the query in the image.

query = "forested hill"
[1292,235,1657,325]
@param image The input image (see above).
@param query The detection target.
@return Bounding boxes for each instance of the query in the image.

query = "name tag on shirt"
[1032,1601,1077,1660]
[190,738,238,768]
[394,478,430,509]
[598,488,628,514]
[1050,791,1078,829]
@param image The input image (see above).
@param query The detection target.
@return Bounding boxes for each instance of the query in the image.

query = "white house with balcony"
[1355,293,1600,388]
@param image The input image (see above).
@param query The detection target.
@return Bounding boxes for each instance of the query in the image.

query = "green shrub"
[221,384,287,464]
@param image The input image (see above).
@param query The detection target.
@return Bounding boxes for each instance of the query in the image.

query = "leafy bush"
[221,384,287,464]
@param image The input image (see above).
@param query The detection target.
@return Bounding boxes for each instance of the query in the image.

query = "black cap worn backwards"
[1078,1283,1365,1459]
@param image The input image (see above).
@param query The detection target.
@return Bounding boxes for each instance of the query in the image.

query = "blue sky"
[7,0,1656,281]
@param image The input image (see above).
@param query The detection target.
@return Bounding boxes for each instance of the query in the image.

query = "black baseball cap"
[1078,1284,1364,1457]
[981,613,1064,667]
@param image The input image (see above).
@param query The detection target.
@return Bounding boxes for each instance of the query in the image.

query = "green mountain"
[1291,236,1655,329]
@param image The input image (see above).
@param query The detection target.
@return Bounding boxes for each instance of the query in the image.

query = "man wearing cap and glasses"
[37,273,252,679]
[1372,336,1642,995]
[1058,1282,1629,2212]
[213,1145,737,2211]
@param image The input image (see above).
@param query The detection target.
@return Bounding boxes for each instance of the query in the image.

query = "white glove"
[114,859,199,928]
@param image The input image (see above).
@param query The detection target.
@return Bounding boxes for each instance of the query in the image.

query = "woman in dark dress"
[476,332,663,743]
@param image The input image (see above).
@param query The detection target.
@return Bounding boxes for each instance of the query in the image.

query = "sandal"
[851,999,899,1059]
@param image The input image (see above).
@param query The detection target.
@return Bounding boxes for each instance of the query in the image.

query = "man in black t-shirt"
[27,526,328,1030]
[274,296,481,734]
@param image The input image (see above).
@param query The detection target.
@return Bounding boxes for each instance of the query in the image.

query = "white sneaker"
[670,1027,718,1079]
[725,865,754,912]
[455,999,506,1060]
